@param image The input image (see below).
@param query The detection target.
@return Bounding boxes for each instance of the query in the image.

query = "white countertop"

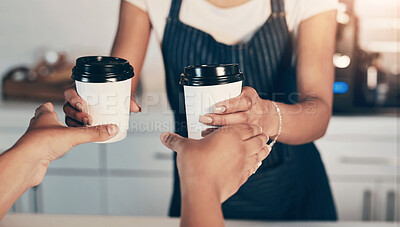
[0,214,397,227]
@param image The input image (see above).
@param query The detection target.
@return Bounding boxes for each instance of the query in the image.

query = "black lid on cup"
[180,64,244,86]
[71,56,134,83]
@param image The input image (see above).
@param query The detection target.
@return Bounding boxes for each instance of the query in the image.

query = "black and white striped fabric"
[161,0,337,220]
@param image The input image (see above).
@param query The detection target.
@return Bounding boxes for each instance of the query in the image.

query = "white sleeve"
[301,0,339,22]
[124,0,147,12]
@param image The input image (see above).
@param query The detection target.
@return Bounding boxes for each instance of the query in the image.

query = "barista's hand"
[160,124,270,203]
[199,87,279,138]
[13,102,119,186]
[63,85,141,127]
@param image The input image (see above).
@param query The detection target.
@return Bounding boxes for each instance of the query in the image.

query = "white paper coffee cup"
[72,56,134,143]
[180,64,245,139]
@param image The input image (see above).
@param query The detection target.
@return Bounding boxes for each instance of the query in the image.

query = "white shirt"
[125,0,338,45]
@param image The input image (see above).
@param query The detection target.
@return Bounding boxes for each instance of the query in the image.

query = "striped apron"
[161,0,337,220]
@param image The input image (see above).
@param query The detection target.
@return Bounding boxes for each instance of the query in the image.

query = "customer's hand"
[13,102,119,186]
[0,102,119,220]
[199,86,279,138]
[160,124,270,203]
[63,85,141,126]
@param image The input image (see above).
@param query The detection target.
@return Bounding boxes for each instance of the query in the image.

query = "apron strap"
[271,0,285,15]
[167,0,182,19]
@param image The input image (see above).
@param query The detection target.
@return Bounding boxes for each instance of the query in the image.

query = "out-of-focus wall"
[354,0,399,75]
[0,0,397,92]
[0,0,166,92]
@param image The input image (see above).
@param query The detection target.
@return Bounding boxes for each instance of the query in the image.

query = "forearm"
[265,97,332,145]
[111,44,146,94]
[110,0,151,94]
[0,146,41,219]
[268,10,336,145]
[180,181,225,227]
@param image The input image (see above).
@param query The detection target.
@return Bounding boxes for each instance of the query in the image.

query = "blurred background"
[0,0,398,222]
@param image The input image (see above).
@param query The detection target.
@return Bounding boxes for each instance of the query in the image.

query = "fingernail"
[76,103,84,112]
[199,116,213,124]
[214,106,226,113]
[83,117,90,125]
[160,133,169,143]
[107,125,118,136]
[257,162,262,168]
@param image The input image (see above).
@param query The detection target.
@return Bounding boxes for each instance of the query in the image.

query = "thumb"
[160,132,188,152]
[34,102,54,117]
[130,96,142,113]
[66,124,119,145]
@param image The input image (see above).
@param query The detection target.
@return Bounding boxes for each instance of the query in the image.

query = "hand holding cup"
[199,86,280,138]
[64,86,142,127]
[65,56,137,143]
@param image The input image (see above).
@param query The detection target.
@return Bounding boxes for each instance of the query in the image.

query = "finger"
[213,87,259,114]
[251,162,263,175]
[30,103,58,129]
[66,124,119,146]
[252,162,263,175]
[256,145,271,162]
[199,112,250,126]
[65,116,84,127]
[64,88,87,113]
[130,96,142,113]
[215,124,262,141]
[246,146,271,172]
[34,102,54,117]
[244,133,269,156]
[201,127,219,137]
[247,153,259,168]
[226,123,263,140]
[246,157,262,175]
[34,102,63,125]
[160,132,190,152]
[63,102,92,125]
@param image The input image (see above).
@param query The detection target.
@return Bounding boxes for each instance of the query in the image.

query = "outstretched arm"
[161,124,271,227]
[0,103,118,219]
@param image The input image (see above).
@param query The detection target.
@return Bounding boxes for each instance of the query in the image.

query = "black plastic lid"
[180,64,244,86]
[71,56,134,83]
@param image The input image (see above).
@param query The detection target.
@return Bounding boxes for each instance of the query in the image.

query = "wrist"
[181,176,222,203]
[264,100,280,138]
[180,177,224,227]
[8,143,50,188]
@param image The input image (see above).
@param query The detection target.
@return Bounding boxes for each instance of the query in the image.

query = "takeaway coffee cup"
[180,64,244,139]
[71,56,134,143]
